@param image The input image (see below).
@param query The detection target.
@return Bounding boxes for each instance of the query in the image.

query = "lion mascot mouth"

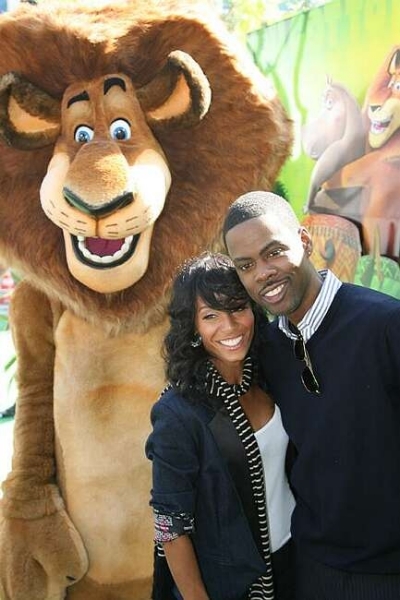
[2,53,211,293]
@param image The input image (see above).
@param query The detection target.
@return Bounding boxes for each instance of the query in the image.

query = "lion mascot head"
[0,0,291,332]
[0,1,292,599]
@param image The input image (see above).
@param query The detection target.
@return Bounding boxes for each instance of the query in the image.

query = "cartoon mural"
[305,47,400,259]
[247,0,400,294]
[300,214,361,283]
[302,78,366,213]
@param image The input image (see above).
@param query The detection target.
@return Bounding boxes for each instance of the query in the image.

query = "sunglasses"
[293,332,321,395]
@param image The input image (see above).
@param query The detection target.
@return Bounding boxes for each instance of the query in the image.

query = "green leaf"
[0,314,9,331]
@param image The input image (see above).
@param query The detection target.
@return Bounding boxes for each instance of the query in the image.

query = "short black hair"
[223,190,299,239]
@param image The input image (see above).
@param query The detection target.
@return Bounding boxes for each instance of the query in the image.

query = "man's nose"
[255,261,276,283]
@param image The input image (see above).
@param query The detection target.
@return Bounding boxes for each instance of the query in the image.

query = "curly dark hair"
[164,251,257,401]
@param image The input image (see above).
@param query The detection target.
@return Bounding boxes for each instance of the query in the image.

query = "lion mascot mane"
[0,1,292,598]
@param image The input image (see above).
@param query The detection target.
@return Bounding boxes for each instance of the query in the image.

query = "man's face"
[225,214,315,323]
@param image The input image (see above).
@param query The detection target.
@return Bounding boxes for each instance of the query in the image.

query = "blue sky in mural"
[215,0,333,31]
[265,0,332,23]
[2,1,332,21]
[277,0,330,7]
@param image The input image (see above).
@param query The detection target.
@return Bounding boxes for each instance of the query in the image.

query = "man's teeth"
[77,235,133,264]
[264,283,284,299]
[220,335,243,347]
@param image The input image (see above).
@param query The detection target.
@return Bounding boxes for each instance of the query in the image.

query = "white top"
[254,405,296,553]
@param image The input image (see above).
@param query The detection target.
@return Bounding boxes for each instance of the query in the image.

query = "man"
[223,190,400,600]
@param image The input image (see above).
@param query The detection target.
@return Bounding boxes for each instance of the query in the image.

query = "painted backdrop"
[248,0,400,295]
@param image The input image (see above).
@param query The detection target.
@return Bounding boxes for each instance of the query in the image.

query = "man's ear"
[300,226,313,256]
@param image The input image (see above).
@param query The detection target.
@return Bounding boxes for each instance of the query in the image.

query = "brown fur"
[0,1,292,598]
[0,0,291,334]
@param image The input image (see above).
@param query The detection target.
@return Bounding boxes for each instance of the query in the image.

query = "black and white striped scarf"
[205,356,274,600]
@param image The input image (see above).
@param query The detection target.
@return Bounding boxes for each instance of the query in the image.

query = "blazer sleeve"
[145,397,200,516]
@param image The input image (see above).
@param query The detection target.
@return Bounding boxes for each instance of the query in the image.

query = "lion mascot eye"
[74,125,94,143]
[110,119,131,141]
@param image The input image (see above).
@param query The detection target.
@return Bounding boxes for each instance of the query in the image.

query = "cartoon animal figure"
[301,214,361,282]
[0,1,292,599]
[320,47,400,257]
[302,78,366,212]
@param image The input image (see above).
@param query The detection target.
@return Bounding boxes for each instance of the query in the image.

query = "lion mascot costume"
[0,1,292,598]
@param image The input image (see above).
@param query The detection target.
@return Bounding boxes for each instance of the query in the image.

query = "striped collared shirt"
[278,269,342,343]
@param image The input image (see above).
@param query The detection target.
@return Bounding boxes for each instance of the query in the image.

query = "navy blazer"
[145,387,268,600]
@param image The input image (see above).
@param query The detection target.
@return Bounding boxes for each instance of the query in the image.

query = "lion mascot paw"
[0,504,88,600]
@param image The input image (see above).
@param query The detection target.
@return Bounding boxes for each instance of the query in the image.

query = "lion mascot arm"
[0,281,89,600]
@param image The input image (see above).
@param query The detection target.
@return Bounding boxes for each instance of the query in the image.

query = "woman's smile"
[218,334,244,348]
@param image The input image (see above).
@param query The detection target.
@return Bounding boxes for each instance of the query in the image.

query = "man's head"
[223,190,322,324]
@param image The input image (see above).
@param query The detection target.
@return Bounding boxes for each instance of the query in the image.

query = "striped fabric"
[278,269,342,343]
[205,357,274,600]
[297,551,400,600]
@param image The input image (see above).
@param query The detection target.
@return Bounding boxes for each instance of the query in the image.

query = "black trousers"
[236,539,295,600]
[272,539,296,600]
[296,552,400,600]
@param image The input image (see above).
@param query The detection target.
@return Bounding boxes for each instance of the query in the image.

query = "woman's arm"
[163,535,210,600]
[147,398,208,598]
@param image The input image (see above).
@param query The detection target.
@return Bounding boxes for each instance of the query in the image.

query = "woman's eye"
[74,125,94,144]
[203,313,216,320]
[110,119,131,141]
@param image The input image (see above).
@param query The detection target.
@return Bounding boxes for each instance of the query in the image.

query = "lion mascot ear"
[0,71,61,149]
[137,50,211,129]
[0,50,210,151]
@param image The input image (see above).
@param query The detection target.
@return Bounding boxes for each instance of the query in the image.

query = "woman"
[146,252,295,600]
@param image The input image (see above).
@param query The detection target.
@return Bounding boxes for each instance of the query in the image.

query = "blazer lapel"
[208,407,264,558]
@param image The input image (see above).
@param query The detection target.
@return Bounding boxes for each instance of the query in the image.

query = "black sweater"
[259,283,400,573]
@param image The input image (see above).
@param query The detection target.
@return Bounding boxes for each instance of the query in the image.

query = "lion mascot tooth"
[0,1,292,598]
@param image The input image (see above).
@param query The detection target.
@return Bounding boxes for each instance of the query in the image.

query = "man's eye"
[239,263,253,272]
[268,248,284,258]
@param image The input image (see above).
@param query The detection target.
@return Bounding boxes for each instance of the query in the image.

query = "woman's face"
[194,296,254,374]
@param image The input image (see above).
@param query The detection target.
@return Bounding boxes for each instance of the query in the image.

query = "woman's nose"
[220,313,236,329]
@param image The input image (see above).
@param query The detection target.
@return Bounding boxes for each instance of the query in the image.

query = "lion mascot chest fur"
[0,1,292,598]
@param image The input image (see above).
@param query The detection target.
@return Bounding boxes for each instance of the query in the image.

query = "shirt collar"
[278,269,342,342]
